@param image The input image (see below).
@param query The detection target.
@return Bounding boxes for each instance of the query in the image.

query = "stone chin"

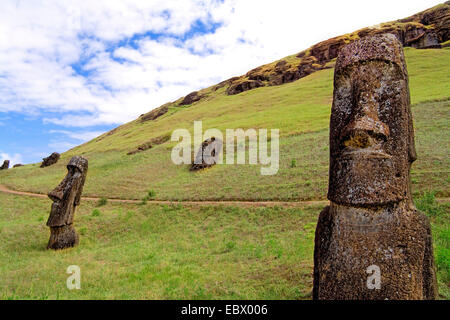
[328,151,408,206]
[49,201,60,215]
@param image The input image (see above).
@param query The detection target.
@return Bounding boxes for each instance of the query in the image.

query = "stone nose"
[344,89,390,142]
[341,115,389,148]
[48,189,64,202]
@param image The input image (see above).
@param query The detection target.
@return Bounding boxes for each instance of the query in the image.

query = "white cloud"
[0,0,443,128]
[0,152,23,167]
[49,130,105,141]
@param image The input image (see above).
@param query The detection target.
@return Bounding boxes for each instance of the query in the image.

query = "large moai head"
[328,34,416,206]
[46,156,88,228]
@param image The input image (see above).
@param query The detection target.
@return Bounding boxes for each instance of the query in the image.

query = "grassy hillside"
[0,191,448,299]
[1,47,449,201]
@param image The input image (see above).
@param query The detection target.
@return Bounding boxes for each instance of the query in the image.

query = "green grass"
[0,192,447,299]
[97,198,108,207]
[0,193,317,299]
[0,47,449,202]
[415,192,450,298]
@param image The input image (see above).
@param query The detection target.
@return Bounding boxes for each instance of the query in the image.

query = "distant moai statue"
[41,152,60,168]
[313,34,437,300]
[190,137,223,171]
[0,160,9,170]
[46,156,88,250]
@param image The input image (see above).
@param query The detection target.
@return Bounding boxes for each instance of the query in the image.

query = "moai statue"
[0,160,10,170]
[46,156,88,250]
[313,34,437,300]
[190,137,222,171]
[41,152,60,168]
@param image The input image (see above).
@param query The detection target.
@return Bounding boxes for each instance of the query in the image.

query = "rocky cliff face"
[223,2,449,96]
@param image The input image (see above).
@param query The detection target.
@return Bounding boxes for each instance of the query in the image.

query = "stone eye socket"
[68,166,81,174]
[341,129,388,150]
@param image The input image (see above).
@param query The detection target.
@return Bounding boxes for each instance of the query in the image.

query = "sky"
[0,0,444,166]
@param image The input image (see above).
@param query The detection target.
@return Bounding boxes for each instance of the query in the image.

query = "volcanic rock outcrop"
[140,104,169,122]
[41,152,60,168]
[225,2,449,95]
[46,156,88,250]
[226,79,265,95]
[313,34,437,300]
[0,160,9,170]
[179,91,204,105]
[190,137,222,171]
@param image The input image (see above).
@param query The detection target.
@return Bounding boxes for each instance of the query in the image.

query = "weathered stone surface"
[46,156,88,250]
[179,91,203,105]
[226,80,264,95]
[329,34,411,205]
[313,34,437,300]
[408,31,441,49]
[13,164,23,168]
[400,1,450,43]
[0,160,9,170]
[213,77,240,91]
[190,137,222,171]
[40,152,60,168]
[140,104,169,122]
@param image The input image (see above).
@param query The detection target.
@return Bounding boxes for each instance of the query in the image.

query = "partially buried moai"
[46,156,88,250]
[313,34,437,300]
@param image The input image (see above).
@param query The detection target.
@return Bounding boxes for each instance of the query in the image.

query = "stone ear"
[408,126,417,163]
[74,172,87,206]
[406,92,417,163]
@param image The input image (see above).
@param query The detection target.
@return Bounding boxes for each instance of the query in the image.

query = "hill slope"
[0,3,449,202]
[1,47,448,201]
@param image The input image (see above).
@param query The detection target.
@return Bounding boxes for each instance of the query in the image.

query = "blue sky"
[0,0,443,165]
